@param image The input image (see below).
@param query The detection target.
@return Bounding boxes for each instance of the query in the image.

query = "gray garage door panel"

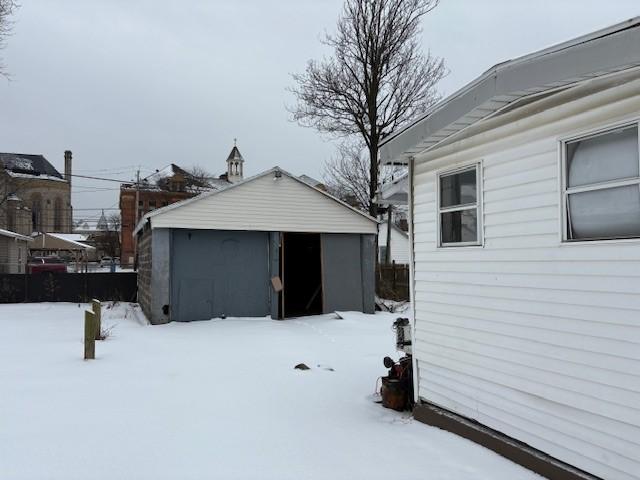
[321,233,363,313]
[177,278,215,321]
[171,230,270,321]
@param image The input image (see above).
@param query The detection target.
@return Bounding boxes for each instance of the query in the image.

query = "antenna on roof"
[234,138,237,147]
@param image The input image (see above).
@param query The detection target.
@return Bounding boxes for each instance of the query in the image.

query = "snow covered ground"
[0,303,541,480]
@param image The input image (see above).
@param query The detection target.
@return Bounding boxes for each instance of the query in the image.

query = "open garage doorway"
[281,233,323,318]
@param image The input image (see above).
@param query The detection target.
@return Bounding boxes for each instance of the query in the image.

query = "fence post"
[92,299,102,340]
[392,260,397,290]
[84,310,96,360]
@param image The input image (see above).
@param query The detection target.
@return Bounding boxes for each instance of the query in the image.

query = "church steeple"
[226,139,244,183]
[96,209,108,231]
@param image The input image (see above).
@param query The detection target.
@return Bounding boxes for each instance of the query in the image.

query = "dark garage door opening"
[282,233,323,318]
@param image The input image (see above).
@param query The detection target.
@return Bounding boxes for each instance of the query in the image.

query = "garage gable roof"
[134,167,378,235]
[380,17,640,165]
[0,228,33,242]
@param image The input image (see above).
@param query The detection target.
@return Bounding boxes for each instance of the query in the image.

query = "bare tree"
[107,213,121,232]
[323,141,371,211]
[0,0,18,77]
[185,165,217,193]
[324,139,406,215]
[290,0,444,217]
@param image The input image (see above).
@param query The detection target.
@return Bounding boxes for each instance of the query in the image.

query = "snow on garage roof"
[380,16,640,165]
[33,232,95,250]
[134,167,378,235]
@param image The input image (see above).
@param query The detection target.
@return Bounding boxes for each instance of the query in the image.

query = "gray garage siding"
[141,229,375,323]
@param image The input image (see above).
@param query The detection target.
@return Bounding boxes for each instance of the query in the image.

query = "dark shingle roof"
[226,146,244,162]
[0,153,63,178]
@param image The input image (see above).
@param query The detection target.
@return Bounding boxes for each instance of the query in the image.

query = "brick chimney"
[64,150,72,185]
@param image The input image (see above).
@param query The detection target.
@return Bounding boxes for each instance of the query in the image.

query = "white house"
[377,173,410,264]
[377,222,409,264]
[0,228,32,273]
[379,18,640,480]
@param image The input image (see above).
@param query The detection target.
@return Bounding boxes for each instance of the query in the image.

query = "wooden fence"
[376,262,410,301]
[0,272,137,304]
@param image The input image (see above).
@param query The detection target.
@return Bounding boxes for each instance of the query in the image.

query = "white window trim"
[436,162,483,248]
[559,119,640,243]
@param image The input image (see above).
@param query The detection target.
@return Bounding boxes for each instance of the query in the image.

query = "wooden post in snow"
[84,310,96,360]
[392,260,397,290]
[92,299,101,340]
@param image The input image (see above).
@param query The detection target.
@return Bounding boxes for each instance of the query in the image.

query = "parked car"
[27,256,67,274]
[99,256,113,267]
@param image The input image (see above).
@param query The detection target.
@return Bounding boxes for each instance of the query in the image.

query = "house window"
[53,197,63,231]
[31,194,43,233]
[563,123,640,241]
[148,200,156,210]
[438,164,481,246]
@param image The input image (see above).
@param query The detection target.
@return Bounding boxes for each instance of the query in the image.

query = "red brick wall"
[119,188,194,266]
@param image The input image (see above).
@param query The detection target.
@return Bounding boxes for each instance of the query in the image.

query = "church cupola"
[226,139,244,183]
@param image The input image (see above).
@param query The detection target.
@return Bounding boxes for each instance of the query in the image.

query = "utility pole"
[134,168,140,223]
[133,168,140,263]
[385,205,393,265]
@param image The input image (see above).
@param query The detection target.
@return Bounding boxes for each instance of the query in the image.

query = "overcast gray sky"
[1,0,638,222]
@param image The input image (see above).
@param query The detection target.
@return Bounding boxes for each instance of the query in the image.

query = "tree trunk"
[368,141,379,218]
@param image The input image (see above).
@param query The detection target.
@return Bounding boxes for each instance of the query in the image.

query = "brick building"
[119,158,235,266]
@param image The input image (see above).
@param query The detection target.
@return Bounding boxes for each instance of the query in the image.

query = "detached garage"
[134,167,377,324]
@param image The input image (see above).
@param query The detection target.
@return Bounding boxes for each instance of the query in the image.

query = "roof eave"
[132,166,379,235]
[380,16,640,165]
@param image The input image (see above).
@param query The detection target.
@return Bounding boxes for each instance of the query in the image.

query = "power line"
[73,207,120,211]
[67,173,136,183]
[73,165,146,173]
[73,188,122,193]
[73,183,123,189]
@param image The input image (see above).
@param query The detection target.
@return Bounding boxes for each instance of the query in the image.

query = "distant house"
[379,18,640,480]
[0,228,32,273]
[377,173,408,206]
[377,222,409,264]
[119,147,236,266]
[0,151,73,235]
[377,172,410,264]
[134,167,377,324]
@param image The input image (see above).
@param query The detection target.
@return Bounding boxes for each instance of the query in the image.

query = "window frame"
[436,162,483,248]
[560,120,640,243]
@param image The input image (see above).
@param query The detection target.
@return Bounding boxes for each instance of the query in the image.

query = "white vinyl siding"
[411,79,640,480]
[0,236,29,273]
[378,223,410,264]
[149,173,377,234]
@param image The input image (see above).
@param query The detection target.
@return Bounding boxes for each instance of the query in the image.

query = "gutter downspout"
[407,157,420,405]
[385,206,392,264]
